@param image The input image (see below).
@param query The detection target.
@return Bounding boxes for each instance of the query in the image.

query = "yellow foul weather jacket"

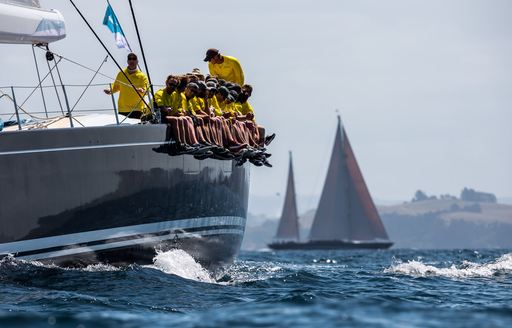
[154,88,187,115]
[240,101,254,116]
[208,55,244,86]
[185,97,203,115]
[209,95,223,116]
[110,68,149,114]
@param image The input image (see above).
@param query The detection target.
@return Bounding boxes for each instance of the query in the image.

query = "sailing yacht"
[0,0,250,268]
[268,117,392,250]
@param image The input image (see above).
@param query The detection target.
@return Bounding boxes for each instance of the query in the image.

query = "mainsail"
[0,0,66,44]
[309,117,389,242]
[274,152,300,242]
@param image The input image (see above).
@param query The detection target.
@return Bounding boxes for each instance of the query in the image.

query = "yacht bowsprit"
[268,116,393,250]
[0,0,254,269]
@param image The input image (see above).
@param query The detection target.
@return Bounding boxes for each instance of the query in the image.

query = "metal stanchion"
[109,84,120,125]
[10,87,22,131]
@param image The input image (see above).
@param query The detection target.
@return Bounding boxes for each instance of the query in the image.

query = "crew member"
[154,75,187,116]
[204,48,244,86]
[104,53,148,119]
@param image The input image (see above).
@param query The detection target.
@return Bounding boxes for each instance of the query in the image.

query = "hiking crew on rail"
[105,50,275,167]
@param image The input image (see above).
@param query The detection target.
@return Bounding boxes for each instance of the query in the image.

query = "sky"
[1,0,511,204]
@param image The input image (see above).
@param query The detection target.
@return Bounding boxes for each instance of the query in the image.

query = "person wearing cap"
[206,82,222,116]
[211,86,247,150]
[183,82,216,145]
[154,75,187,116]
[239,84,255,119]
[204,48,245,86]
[183,83,201,115]
[195,81,209,114]
[104,53,149,119]
[154,75,198,147]
[195,80,224,146]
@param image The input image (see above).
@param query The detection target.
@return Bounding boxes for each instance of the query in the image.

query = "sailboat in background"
[268,152,300,245]
[268,116,393,250]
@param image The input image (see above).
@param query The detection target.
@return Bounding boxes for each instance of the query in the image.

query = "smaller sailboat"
[270,152,300,244]
[268,116,393,250]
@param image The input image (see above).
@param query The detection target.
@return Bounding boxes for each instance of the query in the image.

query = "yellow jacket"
[209,96,223,116]
[222,101,237,116]
[111,68,149,114]
[233,103,243,116]
[154,88,186,115]
[240,101,254,115]
[208,55,244,85]
[185,97,202,115]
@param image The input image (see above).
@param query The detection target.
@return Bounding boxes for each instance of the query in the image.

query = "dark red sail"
[274,152,300,242]
[309,117,389,241]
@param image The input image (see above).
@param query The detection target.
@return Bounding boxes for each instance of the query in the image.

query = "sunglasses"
[128,57,137,61]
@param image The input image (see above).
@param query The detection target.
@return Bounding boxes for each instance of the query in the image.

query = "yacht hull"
[0,124,250,269]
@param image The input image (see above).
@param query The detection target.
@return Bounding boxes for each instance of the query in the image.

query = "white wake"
[385,253,512,278]
[148,249,214,283]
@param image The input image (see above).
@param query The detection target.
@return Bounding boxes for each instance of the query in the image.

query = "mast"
[274,152,300,242]
[127,0,156,111]
[309,116,389,241]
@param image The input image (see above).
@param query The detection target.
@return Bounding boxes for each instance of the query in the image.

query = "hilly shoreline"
[243,198,512,250]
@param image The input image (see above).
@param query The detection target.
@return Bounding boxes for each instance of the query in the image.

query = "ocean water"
[1,249,511,327]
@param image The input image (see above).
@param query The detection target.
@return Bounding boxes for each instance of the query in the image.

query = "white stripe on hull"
[0,141,165,156]
[18,228,243,261]
[0,216,246,254]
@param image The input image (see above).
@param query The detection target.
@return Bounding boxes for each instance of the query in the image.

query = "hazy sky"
[1,0,511,202]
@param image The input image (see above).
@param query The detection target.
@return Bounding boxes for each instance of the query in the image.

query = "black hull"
[267,240,393,250]
[0,124,250,269]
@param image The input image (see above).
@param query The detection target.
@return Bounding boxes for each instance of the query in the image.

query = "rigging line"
[118,88,149,125]
[127,0,156,112]
[71,116,86,128]
[68,0,150,110]
[0,83,108,89]
[31,45,48,118]
[44,53,66,116]
[33,45,131,88]
[53,54,75,127]
[70,55,109,112]
[32,45,157,90]
[19,56,62,109]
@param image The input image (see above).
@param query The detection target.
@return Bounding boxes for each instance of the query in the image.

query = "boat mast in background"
[273,151,300,243]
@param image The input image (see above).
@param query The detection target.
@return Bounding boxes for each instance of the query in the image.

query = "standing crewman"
[104,53,148,119]
[204,48,244,86]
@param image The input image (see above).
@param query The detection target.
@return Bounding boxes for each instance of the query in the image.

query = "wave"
[146,249,214,283]
[0,254,121,273]
[385,253,512,278]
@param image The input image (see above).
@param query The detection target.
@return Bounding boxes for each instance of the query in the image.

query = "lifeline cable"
[68,0,150,110]
[70,55,109,112]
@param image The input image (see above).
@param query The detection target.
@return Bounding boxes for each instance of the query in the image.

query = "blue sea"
[1,249,511,327]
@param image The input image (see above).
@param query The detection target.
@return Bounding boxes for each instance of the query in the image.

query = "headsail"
[0,0,66,44]
[309,117,389,242]
[274,152,300,242]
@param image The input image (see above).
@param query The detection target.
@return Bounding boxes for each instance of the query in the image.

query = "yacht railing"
[0,83,162,130]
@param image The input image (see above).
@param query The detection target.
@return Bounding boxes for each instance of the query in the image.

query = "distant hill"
[378,199,512,224]
[242,199,512,250]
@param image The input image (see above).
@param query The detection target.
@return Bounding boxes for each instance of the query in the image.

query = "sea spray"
[149,249,214,283]
[385,252,512,278]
